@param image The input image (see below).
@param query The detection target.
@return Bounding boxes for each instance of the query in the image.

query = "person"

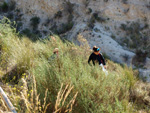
[53,48,59,57]
[52,48,59,58]
[88,46,106,67]
[88,46,108,74]
[48,48,59,62]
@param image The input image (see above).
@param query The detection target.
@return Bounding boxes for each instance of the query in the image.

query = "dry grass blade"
[55,83,63,111]
[59,84,69,107]
[62,85,74,106]
[35,94,40,112]
[43,103,51,113]
[20,92,32,113]
[54,83,78,113]
[32,74,37,97]
[30,85,34,109]
[20,75,50,113]
[32,74,40,112]
[65,92,78,113]
[42,89,48,110]
[0,97,8,111]
[21,78,28,98]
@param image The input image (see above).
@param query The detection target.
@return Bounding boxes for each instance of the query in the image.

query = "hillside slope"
[0,0,150,81]
[0,18,150,113]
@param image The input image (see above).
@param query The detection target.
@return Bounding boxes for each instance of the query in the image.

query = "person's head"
[53,48,59,54]
[93,46,100,55]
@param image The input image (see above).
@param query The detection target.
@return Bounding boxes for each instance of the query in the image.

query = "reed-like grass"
[0,18,139,112]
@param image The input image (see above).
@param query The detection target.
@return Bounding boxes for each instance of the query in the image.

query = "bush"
[64,1,74,14]
[0,2,8,12]
[132,49,147,68]
[88,16,95,29]
[87,8,92,14]
[57,22,74,34]
[30,17,40,30]
[135,50,147,63]
[111,34,116,39]
[68,14,73,22]
[120,21,150,54]
[120,22,140,34]
[9,1,16,10]
[21,28,31,37]
[83,0,90,7]
[104,0,108,2]
[54,11,62,18]
[120,24,127,31]
[21,28,40,41]
[50,13,74,35]
[1,18,147,113]
[146,4,150,10]
[16,22,23,31]
[93,12,106,23]
[0,1,16,13]
[122,54,129,62]
[122,0,128,4]
[6,12,14,19]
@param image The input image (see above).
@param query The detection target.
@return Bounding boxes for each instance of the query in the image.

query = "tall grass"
[0,18,138,112]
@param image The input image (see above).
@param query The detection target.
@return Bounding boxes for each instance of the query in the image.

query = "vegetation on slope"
[0,18,149,113]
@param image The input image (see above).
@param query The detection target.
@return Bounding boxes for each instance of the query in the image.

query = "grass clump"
[0,18,144,113]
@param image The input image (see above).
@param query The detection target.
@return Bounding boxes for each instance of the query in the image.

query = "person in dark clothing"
[88,46,106,69]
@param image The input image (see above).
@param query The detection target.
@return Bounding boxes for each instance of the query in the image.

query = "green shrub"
[88,15,95,29]
[83,0,90,7]
[21,28,40,41]
[68,14,73,22]
[120,21,150,55]
[111,34,116,39]
[135,50,147,63]
[57,22,74,34]
[9,1,16,10]
[21,28,31,37]
[6,12,14,19]
[122,0,128,4]
[104,0,108,2]
[0,1,16,13]
[146,4,150,10]
[93,12,106,23]
[120,24,127,31]
[16,22,23,31]
[30,17,40,30]
[64,1,74,14]
[87,8,92,14]
[54,11,62,18]
[88,12,106,28]
[0,18,143,113]
[0,2,8,12]
[122,54,129,62]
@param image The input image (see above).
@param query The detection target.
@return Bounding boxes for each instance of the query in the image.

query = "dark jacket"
[88,53,106,65]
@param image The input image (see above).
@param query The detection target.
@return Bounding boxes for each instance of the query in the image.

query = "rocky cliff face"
[12,0,150,29]
[1,0,150,81]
